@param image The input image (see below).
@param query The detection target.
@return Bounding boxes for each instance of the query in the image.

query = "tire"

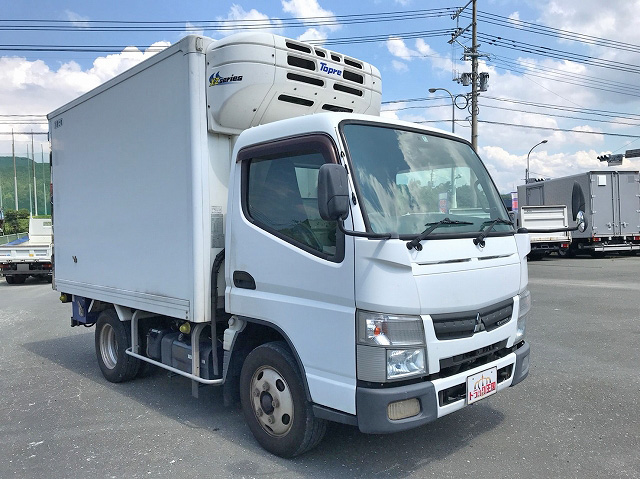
[240,341,327,457]
[527,251,545,261]
[558,245,577,258]
[95,309,141,383]
[12,275,27,284]
[5,275,15,285]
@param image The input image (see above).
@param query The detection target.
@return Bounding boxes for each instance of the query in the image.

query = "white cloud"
[281,0,338,29]
[387,37,452,72]
[182,22,204,37]
[386,37,415,59]
[0,43,169,156]
[391,60,409,72]
[281,0,340,44]
[214,5,282,36]
[65,10,90,29]
[297,28,327,43]
[508,12,523,29]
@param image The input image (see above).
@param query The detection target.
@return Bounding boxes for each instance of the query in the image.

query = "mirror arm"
[337,221,398,240]
[522,226,580,233]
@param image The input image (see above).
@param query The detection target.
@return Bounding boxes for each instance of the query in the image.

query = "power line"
[383,94,640,122]
[488,55,640,97]
[0,8,455,32]
[475,120,640,138]
[473,10,640,55]
[0,28,453,53]
[470,32,640,75]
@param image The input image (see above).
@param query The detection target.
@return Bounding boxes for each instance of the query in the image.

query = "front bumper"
[356,340,530,434]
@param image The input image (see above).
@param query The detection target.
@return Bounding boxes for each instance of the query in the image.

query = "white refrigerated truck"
[48,33,541,457]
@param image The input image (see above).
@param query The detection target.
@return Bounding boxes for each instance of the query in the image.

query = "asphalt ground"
[0,255,638,478]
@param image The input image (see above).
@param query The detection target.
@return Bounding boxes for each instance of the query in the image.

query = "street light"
[526,140,548,184]
[429,87,455,133]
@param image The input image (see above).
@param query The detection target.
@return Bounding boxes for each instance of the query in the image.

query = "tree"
[1,209,29,235]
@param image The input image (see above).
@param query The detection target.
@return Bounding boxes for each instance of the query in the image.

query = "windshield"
[341,122,512,236]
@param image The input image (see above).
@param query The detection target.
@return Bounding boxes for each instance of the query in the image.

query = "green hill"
[0,156,51,215]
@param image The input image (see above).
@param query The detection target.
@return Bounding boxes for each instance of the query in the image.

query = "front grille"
[431,299,513,340]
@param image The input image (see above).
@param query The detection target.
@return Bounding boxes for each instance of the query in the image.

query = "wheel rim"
[99,323,118,370]
[250,366,294,437]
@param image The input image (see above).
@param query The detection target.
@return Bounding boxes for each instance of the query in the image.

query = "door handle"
[233,271,256,290]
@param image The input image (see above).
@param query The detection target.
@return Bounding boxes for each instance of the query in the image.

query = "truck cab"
[226,112,531,438]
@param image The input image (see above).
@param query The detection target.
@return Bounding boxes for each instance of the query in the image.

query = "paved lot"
[1,256,639,478]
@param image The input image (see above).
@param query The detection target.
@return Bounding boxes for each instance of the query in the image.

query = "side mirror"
[571,182,588,232]
[318,163,349,221]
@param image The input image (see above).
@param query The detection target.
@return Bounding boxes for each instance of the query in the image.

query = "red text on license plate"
[467,367,497,404]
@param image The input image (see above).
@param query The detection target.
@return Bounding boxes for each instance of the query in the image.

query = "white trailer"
[49,33,536,457]
[0,217,52,284]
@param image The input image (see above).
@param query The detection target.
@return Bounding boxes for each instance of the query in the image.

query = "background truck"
[518,205,571,259]
[48,33,534,457]
[518,171,640,257]
[0,217,52,284]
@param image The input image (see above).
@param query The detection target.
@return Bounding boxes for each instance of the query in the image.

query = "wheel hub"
[99,323,118,370]
[260,391,275,415]
[250,366,294,437]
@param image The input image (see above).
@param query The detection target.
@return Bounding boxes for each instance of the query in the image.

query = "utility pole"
[32,131,38,215]
[450,0,487,151]
[470,0,478,150]
[12,129,18,210]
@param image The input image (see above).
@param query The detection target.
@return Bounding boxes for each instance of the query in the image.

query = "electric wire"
[0,8,455,32]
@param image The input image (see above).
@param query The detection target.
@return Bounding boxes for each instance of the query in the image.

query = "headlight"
[387,348,425,379]
[357,311,426,382]
[516,289,531,342]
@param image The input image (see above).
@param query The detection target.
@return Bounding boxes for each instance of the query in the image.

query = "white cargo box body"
[48,33,381,323]
[48,36,220,322]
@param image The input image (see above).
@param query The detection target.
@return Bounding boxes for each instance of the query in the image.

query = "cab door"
[226,134,357,414]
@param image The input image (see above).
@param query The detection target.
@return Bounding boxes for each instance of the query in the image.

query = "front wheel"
[95,309,141,383]
[240,342,327,457]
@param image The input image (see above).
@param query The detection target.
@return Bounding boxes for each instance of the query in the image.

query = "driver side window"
[241,137,340,260]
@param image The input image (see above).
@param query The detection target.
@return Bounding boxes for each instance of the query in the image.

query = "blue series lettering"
[320,62,342,76]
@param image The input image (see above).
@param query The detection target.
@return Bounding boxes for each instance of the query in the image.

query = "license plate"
[467,367,497,404]
[16,264,29,272]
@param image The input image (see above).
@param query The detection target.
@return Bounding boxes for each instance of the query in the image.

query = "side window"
[242,137,340,259]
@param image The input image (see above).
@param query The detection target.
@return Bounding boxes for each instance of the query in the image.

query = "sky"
[2,0,640,194]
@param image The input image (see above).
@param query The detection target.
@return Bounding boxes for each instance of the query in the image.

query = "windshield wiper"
[406,217,473,251]
[473,218,514,247]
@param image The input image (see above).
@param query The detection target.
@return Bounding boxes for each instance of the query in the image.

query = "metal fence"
[0,233,28,246]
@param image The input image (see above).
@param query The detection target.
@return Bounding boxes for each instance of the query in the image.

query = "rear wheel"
[5,275,15,285]
[95,309,141,382]
[558,244,577,258]
[12,275,27,284]
[240,342,327,457]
